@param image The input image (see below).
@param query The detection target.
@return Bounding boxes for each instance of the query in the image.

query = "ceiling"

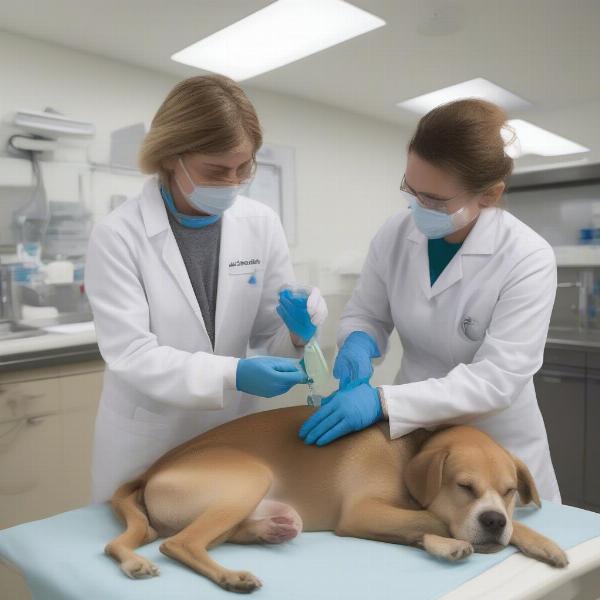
[1,0,598,132]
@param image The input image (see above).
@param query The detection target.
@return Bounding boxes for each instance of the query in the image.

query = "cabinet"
[535,365,586,507]
[0,360,104,600]
[0,361,104,529]
[585,369,600,511]
[535,346,600,512]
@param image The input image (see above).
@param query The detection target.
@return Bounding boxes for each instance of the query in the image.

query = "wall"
[0,30,408,399]
[0,31,412,286]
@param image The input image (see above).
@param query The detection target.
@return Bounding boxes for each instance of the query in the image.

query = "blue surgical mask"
[408,196,478,239]
[175,156,248,217]
[160,185,220,229]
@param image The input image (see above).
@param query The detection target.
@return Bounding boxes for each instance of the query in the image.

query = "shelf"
[554,245,600,267]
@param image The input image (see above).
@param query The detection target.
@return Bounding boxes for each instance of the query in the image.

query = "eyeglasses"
[189,157,257,186]
[400,175,466,213]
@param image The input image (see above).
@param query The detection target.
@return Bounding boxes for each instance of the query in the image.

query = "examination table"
[1,501,600,600]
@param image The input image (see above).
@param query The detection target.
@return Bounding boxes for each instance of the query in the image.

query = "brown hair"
[408,98,513,194]
[139,74,263,182]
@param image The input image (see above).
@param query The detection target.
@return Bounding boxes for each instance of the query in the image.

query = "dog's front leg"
[510,521,568,567]
[335,497,471,561]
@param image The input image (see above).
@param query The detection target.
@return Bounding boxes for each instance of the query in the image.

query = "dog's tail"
[105,477,156,558]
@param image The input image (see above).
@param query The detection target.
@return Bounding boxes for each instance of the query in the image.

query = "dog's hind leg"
[228,499,303,545]
[155,448,273,593]
[105,478,160,579]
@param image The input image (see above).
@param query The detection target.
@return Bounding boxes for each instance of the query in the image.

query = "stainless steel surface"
[0,343,101,373]
[0,311,98,372]
[0,320,47,341]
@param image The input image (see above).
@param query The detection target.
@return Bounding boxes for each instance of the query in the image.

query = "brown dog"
[105,406,568,593]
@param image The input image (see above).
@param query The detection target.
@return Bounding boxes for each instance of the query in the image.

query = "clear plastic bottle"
[303,338,329,407]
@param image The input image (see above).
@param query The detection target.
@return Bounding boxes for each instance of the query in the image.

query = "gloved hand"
[333,331,381,389]
[276,287,328,343]
[299,383,383,446]
[236,357,308,398]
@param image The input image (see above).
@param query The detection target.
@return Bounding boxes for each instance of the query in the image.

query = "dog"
[105,405,568,593]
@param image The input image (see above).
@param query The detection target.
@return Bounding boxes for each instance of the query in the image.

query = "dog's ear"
[512,454,542,508]
[405,448,449,507]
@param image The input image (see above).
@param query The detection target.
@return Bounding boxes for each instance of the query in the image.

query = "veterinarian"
[300,99,561,503]
[86,75,327,502]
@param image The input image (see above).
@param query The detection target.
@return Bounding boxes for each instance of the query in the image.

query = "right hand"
[236,356,308,398]
[333,331,381,390]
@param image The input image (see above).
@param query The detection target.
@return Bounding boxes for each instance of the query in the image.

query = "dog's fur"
[105,406,568,593]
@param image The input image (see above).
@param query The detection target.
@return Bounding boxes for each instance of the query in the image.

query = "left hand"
[299,383,383,446]
[276,287,328,344]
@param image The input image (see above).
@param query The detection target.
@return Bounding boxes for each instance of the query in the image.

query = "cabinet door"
[535,367,586,507]
[585,369,600,510]
[0,379,64,529]
[58,370,103,508]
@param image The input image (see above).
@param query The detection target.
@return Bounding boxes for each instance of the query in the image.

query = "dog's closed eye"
[457,482,476,497]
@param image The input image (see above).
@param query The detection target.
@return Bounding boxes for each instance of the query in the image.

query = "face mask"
[175,156,248,217]
[161,185,219,229]
[407,195,479,239]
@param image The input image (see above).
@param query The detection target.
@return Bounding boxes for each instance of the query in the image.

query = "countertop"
[0,320,100,372]
[546,326,600,351]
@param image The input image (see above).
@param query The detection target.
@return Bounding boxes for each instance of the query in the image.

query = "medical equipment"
[277,284,330,407]
[302,337,329,407]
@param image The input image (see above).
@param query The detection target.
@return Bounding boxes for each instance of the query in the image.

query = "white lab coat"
[338,207,561,502]
[85,177,300,502]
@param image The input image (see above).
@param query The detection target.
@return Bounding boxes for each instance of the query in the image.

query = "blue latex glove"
[236,357,308,398]
[333,331,381,389]
[276,289,316,343]
[299,383,383,446]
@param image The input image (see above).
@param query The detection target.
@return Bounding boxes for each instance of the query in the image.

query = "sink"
[0,321,47,341]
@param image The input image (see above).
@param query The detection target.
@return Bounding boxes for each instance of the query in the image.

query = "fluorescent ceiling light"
[171,0,385,81]
[503,119,589,158]
[396,77,531,114]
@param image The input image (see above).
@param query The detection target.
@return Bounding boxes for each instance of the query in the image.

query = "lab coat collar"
[140,177,170,238]
[408,207,500,300]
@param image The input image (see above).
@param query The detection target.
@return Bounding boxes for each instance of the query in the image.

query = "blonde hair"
[139,74,263,183]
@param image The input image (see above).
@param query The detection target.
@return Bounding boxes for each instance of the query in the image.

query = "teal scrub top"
[428,237,463,286]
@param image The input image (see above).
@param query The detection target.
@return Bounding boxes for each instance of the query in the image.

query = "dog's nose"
[478,511,506,534]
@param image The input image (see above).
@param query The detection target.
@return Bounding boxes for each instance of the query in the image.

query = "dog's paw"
[519,537,569,568]
[254,515,301,544]
[219,569,262,593]
[423,534,474,562]
[120,555,160,578]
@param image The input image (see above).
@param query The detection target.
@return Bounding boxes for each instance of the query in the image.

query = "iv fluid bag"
[303,338,329,396]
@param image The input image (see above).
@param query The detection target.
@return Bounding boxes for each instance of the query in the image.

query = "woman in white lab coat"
[85,75,327,503]
[300,99,561,503]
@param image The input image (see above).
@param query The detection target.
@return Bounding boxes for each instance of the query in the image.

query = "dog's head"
[404,426,541,552]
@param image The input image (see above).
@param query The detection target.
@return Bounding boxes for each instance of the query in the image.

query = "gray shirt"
[166,210,222,348]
